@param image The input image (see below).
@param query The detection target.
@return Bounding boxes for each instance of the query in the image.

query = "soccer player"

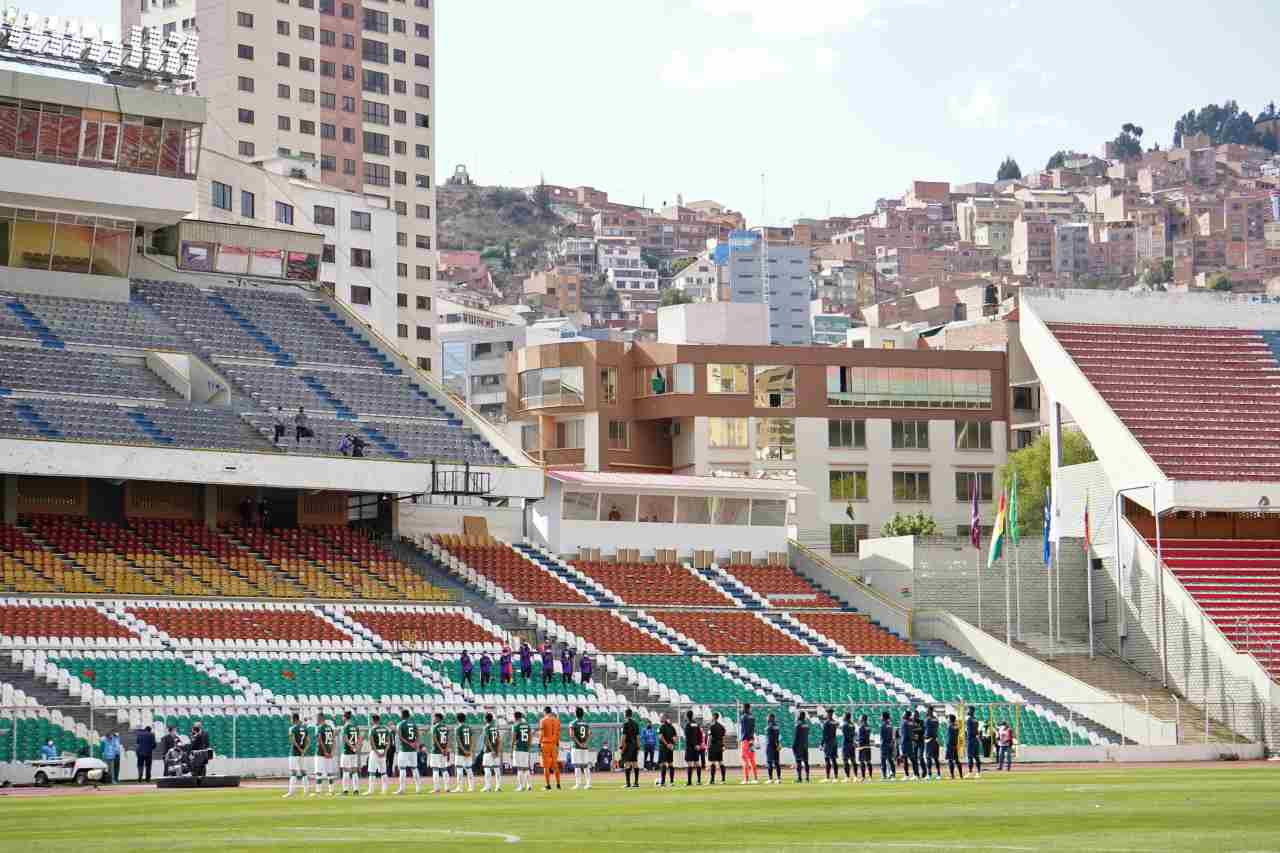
[924,707,942,780]
[539,706,562,790]
[707,711,726,785]
[512,711,533,792]
[656,713,677,787]
[965,707,982,777]
[821,709,839,782]
[619,708,641,789]
[738,703,758,785]
[312,712,336,796]
[856,714,872,781]
[570,707,592,790]
[898,710,915,782]
[452,713,475,792]
[366,712,391,795]
[911,709,926,780]
[430,711,450,793]
[339,710,362,795]
[840,711,856,781]
[682,711,704,786]
[395,709,422,794]
[764,712,781,784]
[878,712,895,781]
[481,712,502,792]
[945,713,964,780]
[284,711,309,798]
[792,711,810,783]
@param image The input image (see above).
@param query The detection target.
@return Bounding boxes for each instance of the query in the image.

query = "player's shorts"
[288,755,304,774]
[858,747,872,762]
[824,745,838,760]
[739,741,755,757]
[453,754,471,769]
[367,753,386,774]
[683,749,701,764]
[482,752,499,768]
[340,753,359,770]
[620,745,639,764]
[511,750,530,769]
[657,747,674,765]
[429,753,447,769]
[708,745,724,763]
[312,755,335,776]
[541,749,559,767]
[571,748,593,766]
[396,750,418,769]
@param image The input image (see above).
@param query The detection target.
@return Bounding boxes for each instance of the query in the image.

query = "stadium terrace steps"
[430,536,591,605]
[0,657,98,732]
[0,345,177,400]
[528,607,674,654]
[716,564,842,609]
[646,610,814,655]
[1049,323,1280,481]
[571,561,738,608]
[693,565,764,609]
[788,612,916,655]
[760,612,839,656]
[1160,538,1280,680]
[385,538,517,631]
[2,297,64,348]
[512,545,620,605]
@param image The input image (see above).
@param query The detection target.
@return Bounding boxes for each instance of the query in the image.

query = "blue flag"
[1042,487,1051,567]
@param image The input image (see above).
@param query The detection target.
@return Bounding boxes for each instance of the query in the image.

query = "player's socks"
[583,767,591,789]
[695,766,702,785]
[573,767,581,789]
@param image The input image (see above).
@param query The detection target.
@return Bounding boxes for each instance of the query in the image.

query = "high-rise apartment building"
[123,0,437,370]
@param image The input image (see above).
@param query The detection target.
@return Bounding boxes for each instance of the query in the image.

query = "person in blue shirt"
[965,708,983,777]
[946,713,965,779]
[898,711,915,782]
[879,712,896,780]
[640,722,657,770]
[791,712,811,783]
[100,732,122,784]
[923,707,942,780]
[39,739,57,760]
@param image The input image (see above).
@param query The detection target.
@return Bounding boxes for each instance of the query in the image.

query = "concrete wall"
[0,267,130,302]
[0,157,196,225]
[400,502,524,543]
[790,540,912,640]
[657,302,770,346]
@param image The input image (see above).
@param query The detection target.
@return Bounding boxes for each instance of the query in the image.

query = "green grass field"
[1,766,1278,852]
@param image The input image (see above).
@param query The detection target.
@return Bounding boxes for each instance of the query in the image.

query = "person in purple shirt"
[540,644,554,688]
[460,650,474,688]
[560,646,574,685]
[579,652,592,684]
[499,647,513,685]
[519,642,534,682]
[478,651,492,687]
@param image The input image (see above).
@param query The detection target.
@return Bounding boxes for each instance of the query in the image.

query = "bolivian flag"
[987,489,1008,570]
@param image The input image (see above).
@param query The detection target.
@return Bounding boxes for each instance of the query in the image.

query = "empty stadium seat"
[572,561,731,607]
[649,610,811,654]
[536,608,671,653]
[126,603,353,645]
[435,537,589,604]
[719,564,841,608]
[790,612,915,654]
[0,600,137,641]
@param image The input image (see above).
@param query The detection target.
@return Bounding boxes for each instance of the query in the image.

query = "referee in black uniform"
[683,711,704,786]
[707,712,726,785]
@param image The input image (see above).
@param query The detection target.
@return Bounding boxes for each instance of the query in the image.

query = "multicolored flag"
[970,476,982,551]
[1083,496,1091,555]
[987,489,1007,569]
[1042,487,1051,568]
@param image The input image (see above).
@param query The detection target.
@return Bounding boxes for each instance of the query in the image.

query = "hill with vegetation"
[437,184,567,296]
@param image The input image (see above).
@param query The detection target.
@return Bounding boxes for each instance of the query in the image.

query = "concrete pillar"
[203,485,218,529]
[2,474,16,524]
[389,494,400,538]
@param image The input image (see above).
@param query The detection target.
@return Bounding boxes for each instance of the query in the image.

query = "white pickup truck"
[13,754,110,786]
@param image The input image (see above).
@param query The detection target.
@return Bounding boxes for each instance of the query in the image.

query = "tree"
[1110,123,1144,160]
[881,512,938,538]
[1207,273,1233,291]
[1045,150,1069,170]
[999,430,1097,537]
[659,288,693,307]
[996,156,1022,181]
[1138,257,1173,287]
[640,249,661,271]
[1173,100,1263,148]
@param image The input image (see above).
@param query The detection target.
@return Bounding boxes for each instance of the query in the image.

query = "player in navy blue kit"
[839,712,856,782]
[879,712,895,780]
[946,713,964,779]
[764,713,782,784]
[899,710,915,781]
[820,710,839,783]
[791,711,810,783]
[965,707,983,777]
[856,713,873,781]
[923,707,942,780]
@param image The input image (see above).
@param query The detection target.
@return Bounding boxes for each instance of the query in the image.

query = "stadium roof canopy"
[548,470,809,495]
[1020,288,1280,513]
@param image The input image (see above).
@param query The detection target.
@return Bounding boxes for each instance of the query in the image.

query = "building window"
[707,363,749,394]
[240,190,255,218]
[394,140,407,155]
[707,417,748,448]
[394,109,407,124]
[415,83,430,98]
[362,69,389,94]
[238,11,254,27]
[211,181,232,211]
[396,323,408,338]
[363,131,390,155]
[313,205,335,226]
[415,235,431,250]
[416,325,431,341]
[298,24,315,39]
[755,417,795,461]
[322,244,335,263]
[396,293,408,308]
[754,365,795,408]
[414,53,430,68]
[320,28,336,45]
[393,17,406,32]
[556,420,585,450]
[237,75,254,92]
[415,144,429,159]
[415,204,431,219]
[276,202,294,224]
[238,108,254,124]
[237,44,254,60]
[417,357,431,371]
[277,51,290,67]
[277,83,291,99]
[351,211,372,231]
[891,420,929,450]
[521,424,539,452]
[277,115,291,131]
[414,113,429,128]
[343,158,356,175]
[363,101,390,124]
[362,38,388,63]
[892,471,931,502]
[320,123,335,139]
[517,367,584,408]
[827,365,993,409]
[607,420,629,450]
[415,174,429,189]
[320,60,336,77]
[415,23,430,37]
[350,248,372,268]
[416,295,431,311]
[955,420,993,450]
[275,18,288,34]
[955,471,994,503]
[395,169,407,185]
[346,285,371,305]
[600,367,618,405]
[415,265,431,280]
[364,163,391,186]
[397,263,407,278]
[829,470,868,501]
[238,140,255,156]
[299,89,315,104]
[828,419,866,449]
[830,524,868,555]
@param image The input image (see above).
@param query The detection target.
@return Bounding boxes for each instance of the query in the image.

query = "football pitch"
[1,765,1278,852]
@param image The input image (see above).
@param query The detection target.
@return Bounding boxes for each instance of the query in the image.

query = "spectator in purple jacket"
[540,644,554,688]
[460,650,474,688]
[519,642,534,682]
[579,652,593,684]
[478,651,492,687]
[560,646,574,685]
[499,646,513,685]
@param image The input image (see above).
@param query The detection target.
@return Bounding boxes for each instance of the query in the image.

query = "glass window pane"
[750,499,787,526]
[602,496,636,522]
[11,220,52,269]
[562,492,599,521]
[51,222,93,273]
[677,496,711,524]
[713,497,750,525]
[560,366,584,405]
[638,495,675,523]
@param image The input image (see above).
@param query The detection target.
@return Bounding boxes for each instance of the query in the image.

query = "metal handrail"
[788,539,911,620]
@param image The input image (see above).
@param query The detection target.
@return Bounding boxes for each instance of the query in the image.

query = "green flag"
[1009,469,1020,544]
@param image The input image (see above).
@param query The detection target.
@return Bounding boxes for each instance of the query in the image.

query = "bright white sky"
[31,0,1280,224]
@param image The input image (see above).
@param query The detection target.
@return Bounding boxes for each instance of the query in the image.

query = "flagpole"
[1054,539,1062,648]
[976,547,982,633]
[1047,550,1055,659]
[1004,542,1011,646]
[1014,541,1022,643]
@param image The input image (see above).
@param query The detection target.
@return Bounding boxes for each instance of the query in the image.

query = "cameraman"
[189,722,211,781]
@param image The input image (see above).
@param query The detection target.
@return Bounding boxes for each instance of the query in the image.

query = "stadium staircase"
[511,544,620,605]
[299,374,358,420]
[315,304,401,374]
[0,657,96,732]
[206,292,296,366]
[761,612,839,656]
[3,297,63,349]
[385,538,524,636]
[692,565,765,609]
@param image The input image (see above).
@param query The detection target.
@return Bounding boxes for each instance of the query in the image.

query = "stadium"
[0,14,1277,853]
